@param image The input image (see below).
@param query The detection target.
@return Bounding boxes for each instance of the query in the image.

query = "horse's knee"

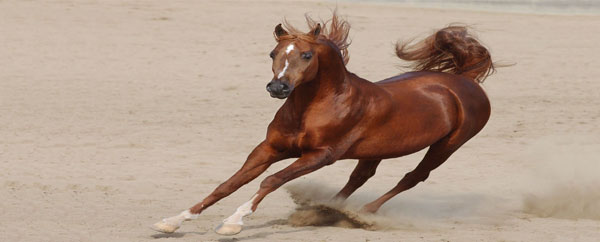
[402,171,430,185]
[365,168,377,178]
[351,169,377,181]
[260,175,283,190]
[210,185,229,198]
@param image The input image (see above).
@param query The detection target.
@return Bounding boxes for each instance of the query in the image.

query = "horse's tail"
[396,25,495,83]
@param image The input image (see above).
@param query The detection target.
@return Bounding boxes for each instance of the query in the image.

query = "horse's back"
[377,71,481,93]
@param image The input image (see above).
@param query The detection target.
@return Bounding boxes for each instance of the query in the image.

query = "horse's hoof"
[151,220,180,234]
[215,223,243,235]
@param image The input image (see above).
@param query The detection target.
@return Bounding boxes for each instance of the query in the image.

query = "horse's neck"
[286,66,352,117]
[284,44,361,119]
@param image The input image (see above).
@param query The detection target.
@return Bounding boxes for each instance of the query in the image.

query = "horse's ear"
[309,23,321,37]
[274,24,288,40]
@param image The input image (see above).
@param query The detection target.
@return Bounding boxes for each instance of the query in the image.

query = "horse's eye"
[269,51,276,59]
[301,52,313,60]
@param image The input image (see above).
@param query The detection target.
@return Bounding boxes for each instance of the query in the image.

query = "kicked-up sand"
[1,0,599,241]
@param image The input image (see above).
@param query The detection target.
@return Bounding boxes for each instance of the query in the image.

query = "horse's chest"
[273,102,360,151]
[293,131,314,150]
[291,119,353,151]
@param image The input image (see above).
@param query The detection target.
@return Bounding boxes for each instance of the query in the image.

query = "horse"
[152,12,494,235]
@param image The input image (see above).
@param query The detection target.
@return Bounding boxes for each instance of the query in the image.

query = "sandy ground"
[1,0,599,241]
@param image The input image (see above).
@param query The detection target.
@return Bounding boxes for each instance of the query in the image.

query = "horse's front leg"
[215,148,337,235]
[151,141,286,233]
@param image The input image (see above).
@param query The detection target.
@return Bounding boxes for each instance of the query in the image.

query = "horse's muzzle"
[266,80,292,99]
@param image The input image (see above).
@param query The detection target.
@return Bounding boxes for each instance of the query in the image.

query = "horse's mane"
[279,12,351,65]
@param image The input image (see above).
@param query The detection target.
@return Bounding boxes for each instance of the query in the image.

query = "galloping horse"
[153,13,494,235]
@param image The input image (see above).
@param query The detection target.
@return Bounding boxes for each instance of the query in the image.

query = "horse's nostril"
[266,81,290,97]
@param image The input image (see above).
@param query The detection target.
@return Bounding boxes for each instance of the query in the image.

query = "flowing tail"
[396,26,495,83]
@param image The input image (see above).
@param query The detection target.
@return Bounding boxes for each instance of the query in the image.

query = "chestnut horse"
[152,13,494,235]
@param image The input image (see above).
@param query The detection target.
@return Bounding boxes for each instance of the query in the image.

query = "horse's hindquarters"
[343,72,490,160]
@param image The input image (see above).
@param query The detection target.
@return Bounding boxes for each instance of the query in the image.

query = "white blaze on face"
[277,60,289,79]
[285,44,295,54]
[277,43,295,79]
[222,194,259,225]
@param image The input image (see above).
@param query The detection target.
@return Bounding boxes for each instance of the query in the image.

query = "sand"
[1,0,599,241]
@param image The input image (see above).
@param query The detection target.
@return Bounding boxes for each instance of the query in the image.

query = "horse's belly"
[342,109,454,160]
[342,131,443,159]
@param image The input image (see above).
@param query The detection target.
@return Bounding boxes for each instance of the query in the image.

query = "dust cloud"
[521,135,600,220]
[285,183,388,230]
[283,135,600,231]
[284,181,505,231]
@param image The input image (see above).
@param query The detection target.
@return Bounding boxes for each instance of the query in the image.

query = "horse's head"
[266,23,323,99]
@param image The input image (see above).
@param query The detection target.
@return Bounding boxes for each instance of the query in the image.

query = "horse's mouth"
[270,93,289,99]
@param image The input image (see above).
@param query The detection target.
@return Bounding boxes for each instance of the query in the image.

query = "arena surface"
[1,1,599,241]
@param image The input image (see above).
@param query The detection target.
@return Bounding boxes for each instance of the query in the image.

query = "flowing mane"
[277,12,351,65]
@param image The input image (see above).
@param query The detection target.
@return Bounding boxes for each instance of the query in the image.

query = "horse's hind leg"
[333,159,382,200]
[360,135,467,213]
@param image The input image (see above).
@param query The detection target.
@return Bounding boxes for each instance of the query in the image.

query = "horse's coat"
[152,12,495,235]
